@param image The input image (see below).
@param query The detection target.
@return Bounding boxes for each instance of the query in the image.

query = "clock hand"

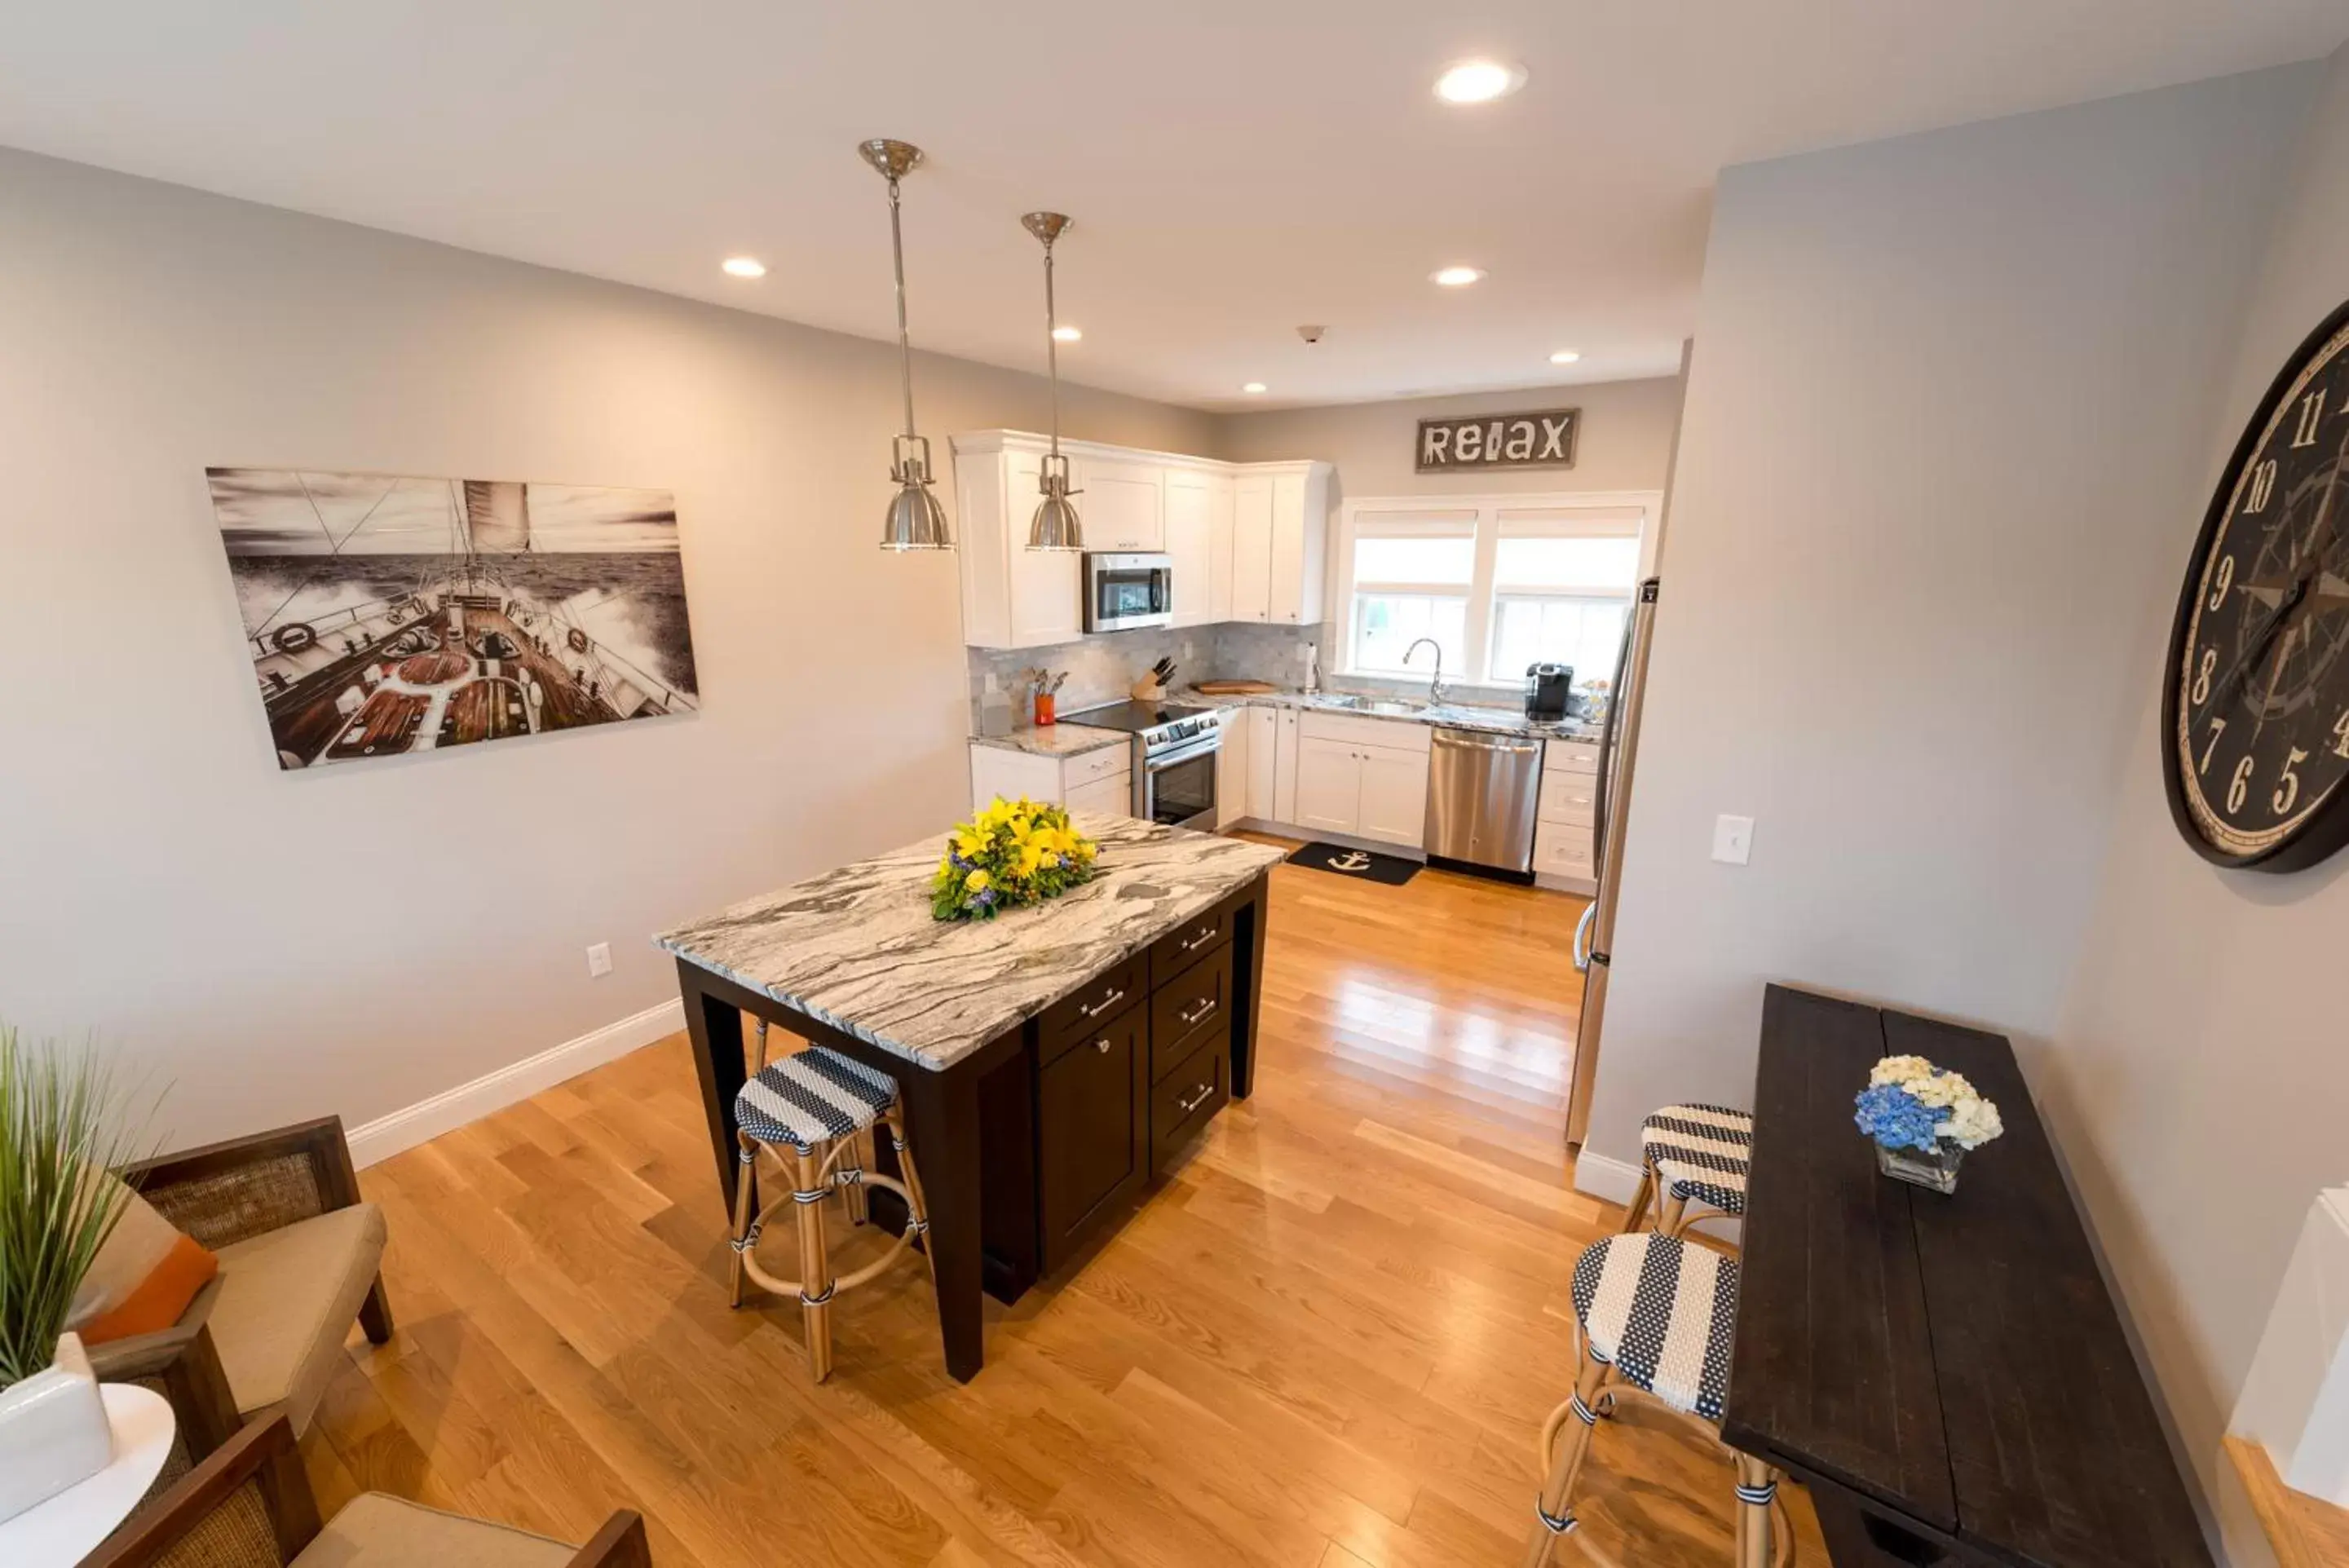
[2213,575,2311,709]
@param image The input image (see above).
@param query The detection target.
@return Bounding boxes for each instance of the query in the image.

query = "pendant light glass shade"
[1023,212,1084,552]
[863,139,952,552]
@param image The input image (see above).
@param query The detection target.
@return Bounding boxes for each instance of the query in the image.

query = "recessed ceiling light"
[1242,382,1268,395]
[1432,265,1486,287]
[1434,60,1526,105]
[721,256,766,279]
[1052,325,1082,342]
[1549,349,1582,364]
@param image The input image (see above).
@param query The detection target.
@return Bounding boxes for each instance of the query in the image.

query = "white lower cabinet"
[1273,708,1300,823]
[1533,740,1601,889]
[1245,707,1277,819]
[1214,706,1247,828]
[1290,713,1430,850]
[969,741,1133,819]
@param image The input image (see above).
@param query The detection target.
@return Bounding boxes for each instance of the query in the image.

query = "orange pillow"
[66,1174,219,1345]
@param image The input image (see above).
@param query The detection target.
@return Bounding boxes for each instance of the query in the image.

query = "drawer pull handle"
[1178,922,1216,952]
[1079,987,1127,1019]
[1179,998,1216,1026]
[1094,1037,1114,1054]
[1177,1082,1215,1114]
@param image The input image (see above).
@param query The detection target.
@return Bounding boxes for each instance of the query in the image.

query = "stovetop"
[1065,700,1212,735]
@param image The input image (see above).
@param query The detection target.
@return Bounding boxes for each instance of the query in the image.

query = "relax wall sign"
[1415,408,1579,474]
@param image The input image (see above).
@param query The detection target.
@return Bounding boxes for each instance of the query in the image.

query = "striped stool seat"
[1640,1102,1752,1219]
[1569,1233,1738,1421]
[735,1048,899,1151]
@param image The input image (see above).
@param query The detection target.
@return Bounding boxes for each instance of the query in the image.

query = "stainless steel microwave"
[1083,553,1173,633]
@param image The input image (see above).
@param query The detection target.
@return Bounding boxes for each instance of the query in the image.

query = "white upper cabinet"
[1163,469,1214,628]
[951,432,1327,649]
[1074,454,1163,553]
[1230,474,1274,623]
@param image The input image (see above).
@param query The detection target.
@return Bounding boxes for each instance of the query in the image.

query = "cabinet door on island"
[1037,1004,1149,1265]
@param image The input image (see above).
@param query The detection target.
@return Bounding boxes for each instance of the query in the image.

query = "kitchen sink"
[1323,695,1424,716]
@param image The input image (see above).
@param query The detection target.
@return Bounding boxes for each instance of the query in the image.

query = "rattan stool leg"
[1520,1352,1610,1568]
[1733,1452,1779,1568]
[1621,1159,1656,1234]
[727,1133,758,1309]
[842,1129,872,1226]
[793,1145,836,1381]
[1657,1188,1690,1239]
[885,1110,935,1292]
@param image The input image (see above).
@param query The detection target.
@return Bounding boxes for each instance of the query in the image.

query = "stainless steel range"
[1064,700,1221,828]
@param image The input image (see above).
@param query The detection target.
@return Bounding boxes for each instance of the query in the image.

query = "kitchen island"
[657,815,1283,1380]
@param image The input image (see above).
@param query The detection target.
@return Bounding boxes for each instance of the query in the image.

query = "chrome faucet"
[1404,638,1448,705]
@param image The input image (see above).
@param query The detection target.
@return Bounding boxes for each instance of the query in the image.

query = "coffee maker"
[1525,663,1574,722]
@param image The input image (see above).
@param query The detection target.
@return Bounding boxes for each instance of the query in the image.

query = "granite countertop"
[969,722,1129,759]
[1177,687,1606,744]
[656,816,1284,1072]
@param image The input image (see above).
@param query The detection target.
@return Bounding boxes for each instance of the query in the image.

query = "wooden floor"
[308,838,1826,1566]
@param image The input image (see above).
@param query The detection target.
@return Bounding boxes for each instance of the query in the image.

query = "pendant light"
[1022,211,1084,551]
[863,139,952,552]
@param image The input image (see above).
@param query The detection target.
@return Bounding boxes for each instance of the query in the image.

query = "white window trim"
[1333,489,1662,691]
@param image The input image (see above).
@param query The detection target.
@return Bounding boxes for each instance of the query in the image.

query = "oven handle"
[1144,734,1221,771]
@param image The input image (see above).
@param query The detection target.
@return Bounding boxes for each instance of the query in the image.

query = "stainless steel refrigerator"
[1566,575,1660,1149]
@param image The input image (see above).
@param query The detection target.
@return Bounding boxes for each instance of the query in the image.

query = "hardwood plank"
[312,844,1829,1566]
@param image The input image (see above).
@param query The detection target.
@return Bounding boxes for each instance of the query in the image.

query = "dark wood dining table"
[1722,984,2213,1568]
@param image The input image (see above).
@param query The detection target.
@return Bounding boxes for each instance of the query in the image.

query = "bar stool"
[727,1030,932,1382]
[1522,1233,1790,1568]
[1623,1102,1752,1239]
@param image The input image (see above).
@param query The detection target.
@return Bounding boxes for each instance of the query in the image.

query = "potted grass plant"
[0,1027,151,1522]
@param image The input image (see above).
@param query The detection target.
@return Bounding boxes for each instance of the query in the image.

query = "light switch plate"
[1712,815,1755,866]
[585,942,612,978]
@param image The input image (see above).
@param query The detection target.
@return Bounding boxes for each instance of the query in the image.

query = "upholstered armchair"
[88,1115,390,1463]
[86,1410,651,1568]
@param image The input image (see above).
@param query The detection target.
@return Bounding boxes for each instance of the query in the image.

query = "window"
[1346,513,1476,678]
[1336,493,1655,692]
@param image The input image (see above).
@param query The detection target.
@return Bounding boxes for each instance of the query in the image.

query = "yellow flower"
[964,868,991,894]
[953,828,987,857]
[1018,841,1049,877]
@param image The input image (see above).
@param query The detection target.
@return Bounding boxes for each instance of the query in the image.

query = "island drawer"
[1150,1023,1229,1173]
[1148,900,1233,987]
[1039,953,1146,1064]
[1150,940,1233,1081]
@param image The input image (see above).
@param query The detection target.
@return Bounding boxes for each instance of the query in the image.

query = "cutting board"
[1194,680,1279,696]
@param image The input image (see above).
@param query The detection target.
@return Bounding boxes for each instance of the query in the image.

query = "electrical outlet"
[1711,815,1755,866]
[585,942,612,978]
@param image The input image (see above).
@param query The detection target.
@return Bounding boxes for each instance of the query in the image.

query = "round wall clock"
[2166,298,2349,871]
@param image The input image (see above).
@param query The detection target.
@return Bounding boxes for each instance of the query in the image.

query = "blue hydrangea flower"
[1854,1084,1942,1152]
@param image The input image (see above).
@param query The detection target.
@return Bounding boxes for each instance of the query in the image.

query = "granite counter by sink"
[1177,687,1605,744]
[969,722,1129,759]
[656,816,1283,1072]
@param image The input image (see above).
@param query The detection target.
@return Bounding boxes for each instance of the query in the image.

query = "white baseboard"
[1573,1149,1645,1207]
[347,997,684,1169]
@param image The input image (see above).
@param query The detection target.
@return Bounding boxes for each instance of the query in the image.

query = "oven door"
[1085,553,1173,632]
[1140,733,1219,828]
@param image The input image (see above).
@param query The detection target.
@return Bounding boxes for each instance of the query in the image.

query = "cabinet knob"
[1094,1037,1113,1054]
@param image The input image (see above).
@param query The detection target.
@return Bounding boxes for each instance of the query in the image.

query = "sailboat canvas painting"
[208,467,700,770]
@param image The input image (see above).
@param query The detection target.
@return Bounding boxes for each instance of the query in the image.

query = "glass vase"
[1876,1138,1965,1194]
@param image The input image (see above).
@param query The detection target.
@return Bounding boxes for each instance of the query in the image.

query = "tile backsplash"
[968,623,1328,723]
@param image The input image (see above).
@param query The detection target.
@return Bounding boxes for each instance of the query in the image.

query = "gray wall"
[1579,64,2325,1553]
[2051,43,2349,1561]
[1213,376,1684,501]
[0,147,1210,1151]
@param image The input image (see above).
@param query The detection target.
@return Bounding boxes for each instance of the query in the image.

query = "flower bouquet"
[931,797,1099,921]
[1852,1054,2003,1194]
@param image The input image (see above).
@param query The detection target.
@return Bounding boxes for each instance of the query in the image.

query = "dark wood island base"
[674,870,1272,1383]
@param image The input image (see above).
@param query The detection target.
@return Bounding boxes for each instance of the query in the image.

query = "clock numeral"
[2207,554,2236,610]
[2274,746,2310,817]
[2190,646,2217,706]
[2200,718,2228,775]
[2228,754,2254,815]
[2294,389,2329,448]
[2332,709,2349,762]
[2245,460,2279,514]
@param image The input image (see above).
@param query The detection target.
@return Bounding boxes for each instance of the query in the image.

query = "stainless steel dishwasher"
[1423,727,1543,881]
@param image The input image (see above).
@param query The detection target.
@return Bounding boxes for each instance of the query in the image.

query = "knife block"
[1129,676,1166,701]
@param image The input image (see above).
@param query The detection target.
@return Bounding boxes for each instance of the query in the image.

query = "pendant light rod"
[1023,212,1072,456]
[1022,212,1083,553]
[863,139,952,552]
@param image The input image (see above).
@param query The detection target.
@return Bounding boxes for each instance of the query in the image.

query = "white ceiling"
[2,2,2342,410]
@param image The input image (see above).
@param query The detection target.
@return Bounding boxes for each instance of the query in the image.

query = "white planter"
[0,1333,116,1525]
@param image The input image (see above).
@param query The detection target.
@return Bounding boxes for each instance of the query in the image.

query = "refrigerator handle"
[1572,902,1596,974]
[1592,599,1637,866]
